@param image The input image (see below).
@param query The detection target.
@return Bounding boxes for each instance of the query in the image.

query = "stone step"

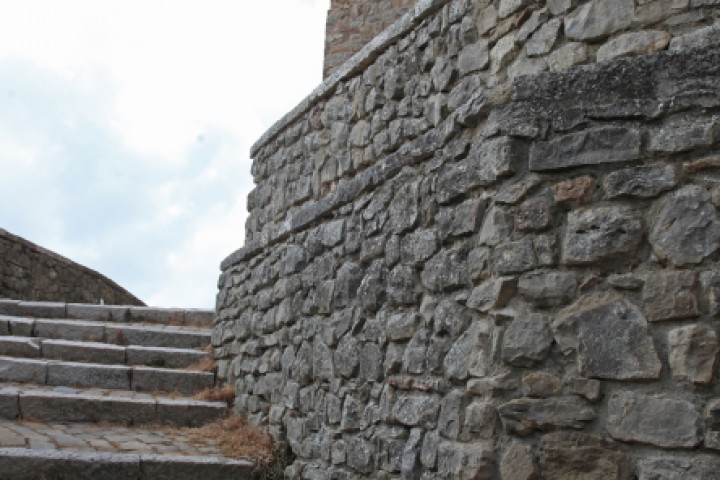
[0,357,215,395]
[0,384,228,427]
[0,316,212,349]
[0,449,257,480]
[0,337,208,368]
[0,299,214,327]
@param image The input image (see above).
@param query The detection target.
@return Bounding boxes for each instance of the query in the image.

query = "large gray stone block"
[47,362,131,390]
[131,367,214,395]
[106,325,211,349]
[0,357,47,384]
[35,319,105,343]
[498,397,596,435]
[41,340,126,365]
[126,345,207,369]
[0,337,41,358]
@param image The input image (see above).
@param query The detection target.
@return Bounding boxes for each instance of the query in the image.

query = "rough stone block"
[106,325,211,349]
[668,324,719,385]
[16,301,66,319]
[8,318,34,337]
[564,0,634,41]
[498,397,596,435]
[669,24,720,51]
[643,271,699,321]
[603,163,679,199]
[444,320,494,380]
[494,239,537,274]
[553,292,661,380]
[0,389,19,419]
[500,441,537,480]
[637,456,720,480]
[648,115,720,153]
[517,272,577,307]
[66,304,129,323]
[562,206,643,265]
[156,399,227,427]
[597,30,671,62]
[529,127,641,171]
[19,391,157,424]
[607,392,702,448]
[501,314,553,367]
[649,185,720,266]
[540,432,632,479]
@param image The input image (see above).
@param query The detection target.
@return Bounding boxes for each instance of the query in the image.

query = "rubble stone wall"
[0,228,144,306]
[324,0,418,78]
[215,0,720,477]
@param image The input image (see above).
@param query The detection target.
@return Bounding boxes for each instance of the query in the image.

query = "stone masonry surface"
[0,228,144,306]
[217,0,720,478]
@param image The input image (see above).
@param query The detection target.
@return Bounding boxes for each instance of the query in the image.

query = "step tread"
[0,418,256,479]
[0,337,208,368]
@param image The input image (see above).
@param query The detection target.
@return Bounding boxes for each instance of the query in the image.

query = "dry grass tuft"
[185,414,278,466]
[194,384,235,406]
[186,355,217,372]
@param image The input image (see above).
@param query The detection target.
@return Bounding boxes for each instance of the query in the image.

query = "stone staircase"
[0,299,256,479]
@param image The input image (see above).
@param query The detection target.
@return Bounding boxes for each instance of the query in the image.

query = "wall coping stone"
[249,0,451,157]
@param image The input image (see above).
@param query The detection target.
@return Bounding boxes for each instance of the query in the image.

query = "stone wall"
[215,0,720,477]
[0,228,144,306]
[324,0,418,78]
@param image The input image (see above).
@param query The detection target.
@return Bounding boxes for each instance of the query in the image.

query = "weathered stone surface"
[467,277,517,312]
[554,176,596,204]
[526,19,561,57]
[494,239,537,274]
[389,182,419,234]
[529,127,641,171]
[433,299,473,338]
[540,432,632,480]
[462,401,497,441]
[491,33,518,73]
[421,247,470,292]
[668,324,719,385]
[669,24,720,51]
[359,342,382,381]
[649,186,720,266]
[643,271,699,321]
[607,392,702,448]
[564,0,634,41]
[436,441,495,479]
[401,229,438,266]
[334,335,359,378]
[498,396,596,435]
[518,272,577,307]
[547,42,589,71]
[515,195,553,232]
[706,399,720,450]
[553,292,661,380]
[597,30,671,62]
[346,436,374,474]
[500,441,538,480]
[444,320,494,380]
[502,314,553,368]
[333,262,363,308]
[562,207,643,265]
[637,456,720,480]
[569,378,602,402]
[458,40,489,75]
[478,206,513,246]
[603,164,680,199]
[649,115,720,153]
[388,265,422,305]
[438,389,465,440]
[393,393,440,428]
[386,311,421,342]
[521,372,562,398]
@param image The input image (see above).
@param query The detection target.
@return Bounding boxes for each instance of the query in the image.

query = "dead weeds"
[186,354,217,372]
[193,384,235,406]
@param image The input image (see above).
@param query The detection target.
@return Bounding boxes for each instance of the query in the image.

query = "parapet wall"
[324,0,418,78]
[216,0,720,477]
[0,228,144,306]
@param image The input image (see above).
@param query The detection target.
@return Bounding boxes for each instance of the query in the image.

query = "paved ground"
[0,419,227,457]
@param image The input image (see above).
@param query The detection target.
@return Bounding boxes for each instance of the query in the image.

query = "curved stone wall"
[215,0,720,477]
[0,228,144,306]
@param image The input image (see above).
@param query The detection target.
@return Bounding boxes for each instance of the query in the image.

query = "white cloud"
[0,0,329,307]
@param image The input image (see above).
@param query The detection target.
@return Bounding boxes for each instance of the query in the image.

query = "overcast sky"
[0,0,329,308]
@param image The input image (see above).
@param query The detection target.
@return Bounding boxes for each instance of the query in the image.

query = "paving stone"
[106,325,211,349]
[131,367,214,395]
[35,319,105,343]
[607,392,702,448]
[553,292,661,380]
[0,449,141,480]
[156,399,227,427]
[47,362,131,390]
[42,340,126,365]
[140,455,256,480]
[0,337,41,358]
[0,357,47,384]
[19,391,157,425]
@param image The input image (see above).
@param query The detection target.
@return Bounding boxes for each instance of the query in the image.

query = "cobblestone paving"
[0,419,227,457]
